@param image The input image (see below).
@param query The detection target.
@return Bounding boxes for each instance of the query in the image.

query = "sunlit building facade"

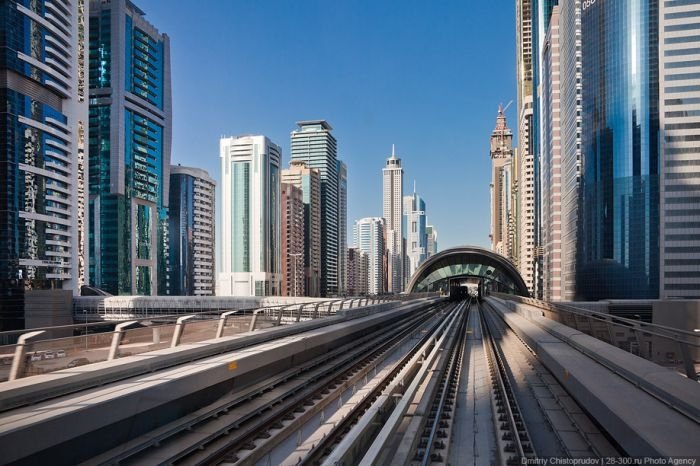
[354,217,385,295]
[403,188,427,281]
[281,183,305,297]
[383,145,403,293]
[218,135,281,297]
[659,0,700,299]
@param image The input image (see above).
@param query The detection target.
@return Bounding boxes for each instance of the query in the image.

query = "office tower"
[0,0,88,329]
[383,145,403,293]
[347,247,369,296]
[578,0,659,300]
[168,165,216,296]
[542,6,562,301]
[659,0,700,299]
[281,183,305,297]
[290,120,338,296]
[558,0,582,301]
[516,0,539,297]
[354,217,385,295]
[404,186,427,280]
[281,161,321,297]
[489,106,516,262]
[337,160,347,295]
[88,0,172,296]
[426,225,438,257]
[218,135,281,296]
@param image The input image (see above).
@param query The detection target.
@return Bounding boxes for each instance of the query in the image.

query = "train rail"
[83,301,450,465]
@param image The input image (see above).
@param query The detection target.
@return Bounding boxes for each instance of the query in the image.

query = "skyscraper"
[347,247,369,296]
[168,165,215,296]
[426,225,438,257]
[659,0,700,299]
[404,186,427,280]
[0,0,88,329]
[281,183,305,297]
[542,6,562,301]
[558,0,582,302]
[337,159,348,296]
[88,0,172,296]
[578,0,659,300]
[218,135,281,297]
[354,217,385,295]
[290,120,339,296]
[517,0,543,299]
[383,145,403,293]
[281,161,321,297]
[489,106,516,262]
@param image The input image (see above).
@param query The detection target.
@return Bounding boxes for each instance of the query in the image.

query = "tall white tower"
[383,145,403,293]
[218,135,281,296]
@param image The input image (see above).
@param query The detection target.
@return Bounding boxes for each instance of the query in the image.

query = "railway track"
[85,300,450,465]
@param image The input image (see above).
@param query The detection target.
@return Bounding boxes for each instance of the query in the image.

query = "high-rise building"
[347,247,369,296]
[168,165,215,296]
[558,0,582,302]
[404,186,427,281]
[383,145,403,293]
[426,225,438,257]
[88,0,172,296]
[578,0,659,300]
[281,183,305,297]
[0,0,89,329]
[218,135,281,296]
[659,1,700,299]
[542,6,562,301]
[337,159,348,296]
[489,106,516,262]
[354,217,385,295]
[517,0,544,299]
[281,161,321,297]
[290,120,339,296]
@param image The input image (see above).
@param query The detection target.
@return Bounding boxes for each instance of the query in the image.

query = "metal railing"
[0,297,396,383]
[491,293,700,380]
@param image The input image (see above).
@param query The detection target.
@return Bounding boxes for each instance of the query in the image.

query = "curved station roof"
[406,246,529,296]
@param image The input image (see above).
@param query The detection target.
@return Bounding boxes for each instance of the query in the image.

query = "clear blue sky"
[138,0,516,250]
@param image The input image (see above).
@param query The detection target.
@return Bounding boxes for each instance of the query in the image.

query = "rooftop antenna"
[392,144,395,157]
[413,179,416,193]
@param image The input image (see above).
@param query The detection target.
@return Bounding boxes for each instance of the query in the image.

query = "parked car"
[44,351,55,359]
[30,352,45,362]
[67,358,90,368]
[55,350,66,358]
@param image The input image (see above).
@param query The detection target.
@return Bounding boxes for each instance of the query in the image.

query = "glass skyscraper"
[218,135,281,297]
[290,120,342,297]
[168,165,215,296]
[88,0,172,296]
[0,0,88,329]
[578,0,659,300]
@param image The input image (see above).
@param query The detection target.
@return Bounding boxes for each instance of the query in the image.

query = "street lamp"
[290,253,302,297]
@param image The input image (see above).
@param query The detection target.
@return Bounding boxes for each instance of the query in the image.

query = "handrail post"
[108,321,137,360]
[216,310,238,338]
[249,309,263,332]
[9,330,45,381]
[170,315,195,347]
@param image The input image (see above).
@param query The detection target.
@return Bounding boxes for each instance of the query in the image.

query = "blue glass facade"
[88,0,171,295]
[1,0,87,329]
[578,0,659,300]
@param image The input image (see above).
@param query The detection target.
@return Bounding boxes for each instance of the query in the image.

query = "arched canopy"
[406,246,529,296]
